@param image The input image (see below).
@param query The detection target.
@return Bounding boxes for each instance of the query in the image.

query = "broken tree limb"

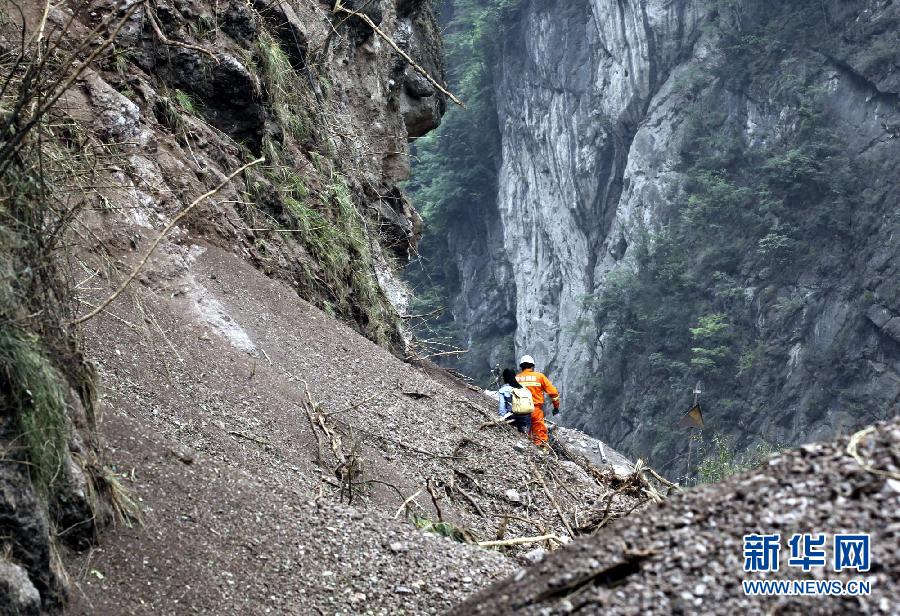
[73,158,264,325]
[332,1,464,108]
[530,460,575,538]
[646,468,682,492]
[847,426,900,480]
[393,488,424,520]
[477,534,563,548]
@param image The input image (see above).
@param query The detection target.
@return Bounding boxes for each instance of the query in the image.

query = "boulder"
[0,560,41,616]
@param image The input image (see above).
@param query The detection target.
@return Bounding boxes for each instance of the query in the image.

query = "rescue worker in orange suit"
[516,354,560,446]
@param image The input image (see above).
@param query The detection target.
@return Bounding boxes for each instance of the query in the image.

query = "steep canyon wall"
[434,0,900,473]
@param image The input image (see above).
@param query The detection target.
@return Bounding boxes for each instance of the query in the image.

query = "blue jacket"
[497,384,514,416]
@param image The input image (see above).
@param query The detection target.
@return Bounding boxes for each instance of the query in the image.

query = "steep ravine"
[426,0,900,475]
[0,0,451,610]
[2,1,657,612]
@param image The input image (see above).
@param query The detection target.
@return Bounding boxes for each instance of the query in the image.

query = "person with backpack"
[516,354,560,446]
[497,368,533,435]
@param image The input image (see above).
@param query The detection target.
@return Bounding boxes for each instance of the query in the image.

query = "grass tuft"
[89,465,144,527]
[173,88,201,115]
[257,32,307,141]
[0,329,70,493]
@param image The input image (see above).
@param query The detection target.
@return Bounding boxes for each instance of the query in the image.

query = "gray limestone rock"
[442,0,900,472]
[0,560,41,616]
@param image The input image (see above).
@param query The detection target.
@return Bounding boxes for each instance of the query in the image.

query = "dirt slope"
[458,419,900,615]
[63,241,639,614]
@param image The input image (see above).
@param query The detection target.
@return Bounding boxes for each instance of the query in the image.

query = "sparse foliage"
[695,432,780,484]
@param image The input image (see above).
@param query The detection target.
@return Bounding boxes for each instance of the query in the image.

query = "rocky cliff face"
[1,0,447,610]
[492,0,707,394]
[440,0,900,473]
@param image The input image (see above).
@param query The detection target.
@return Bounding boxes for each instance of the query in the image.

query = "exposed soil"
[63,241,644,614]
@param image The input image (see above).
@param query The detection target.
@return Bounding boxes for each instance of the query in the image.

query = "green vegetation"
[695,432,780,484]
[202,15,400,347]
[247,145,397,346]
[173,88,201,115]
[0,156,82,493]
[413,515,476,543]
[0,34,99,495]
[580,0,889,476]
[257,32,308,142]
[690,313,733,372]
[0,330,70,492]
[154,91,188,137]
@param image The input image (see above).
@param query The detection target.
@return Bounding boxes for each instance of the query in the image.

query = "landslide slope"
[65,241,636,614]
[2,2,662,613]
[459,419,900,615]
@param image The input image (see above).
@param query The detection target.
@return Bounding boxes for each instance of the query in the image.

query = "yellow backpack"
[510,388,534,415]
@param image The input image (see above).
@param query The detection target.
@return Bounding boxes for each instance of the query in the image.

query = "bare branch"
[332,1,464,108]
[71,158,264,326]
[143,1,220,63]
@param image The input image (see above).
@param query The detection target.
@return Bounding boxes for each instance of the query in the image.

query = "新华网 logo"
[741,533,872,597]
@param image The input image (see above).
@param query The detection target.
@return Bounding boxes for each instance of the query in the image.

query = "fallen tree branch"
[72,158,264,325]
[478,534,562,548]
[646,468,682,492]
[847,426,900,480]
[144,1,220,62]
[75,298,138,329]
[332,1,464,108]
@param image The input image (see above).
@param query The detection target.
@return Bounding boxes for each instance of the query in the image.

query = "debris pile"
[458,419,900,614]
[64,245,673,613]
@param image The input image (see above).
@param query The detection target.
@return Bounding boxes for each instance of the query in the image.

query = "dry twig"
[143,1,220,62]
[847,426,900,480]
[72,158,264,325]
[477,534,563,548]
[332,1,464,108]
[393,488,424,520]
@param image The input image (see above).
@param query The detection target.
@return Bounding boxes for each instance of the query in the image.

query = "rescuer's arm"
[542,374,561,414]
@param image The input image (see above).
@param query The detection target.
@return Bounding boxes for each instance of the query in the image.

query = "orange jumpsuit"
[516,368,560,445]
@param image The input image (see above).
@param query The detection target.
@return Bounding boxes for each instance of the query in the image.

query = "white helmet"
[519,354,535,366]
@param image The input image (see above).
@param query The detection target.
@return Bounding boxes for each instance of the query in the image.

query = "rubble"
[458,419,900,614]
